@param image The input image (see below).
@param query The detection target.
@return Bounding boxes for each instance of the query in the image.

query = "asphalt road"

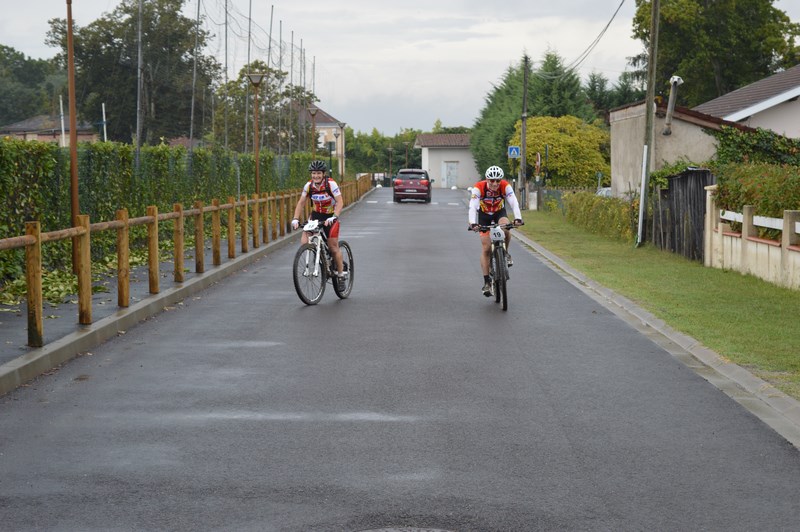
[1,187,799,531]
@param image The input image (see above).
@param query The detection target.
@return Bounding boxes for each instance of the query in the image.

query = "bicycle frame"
[301,219,331,278]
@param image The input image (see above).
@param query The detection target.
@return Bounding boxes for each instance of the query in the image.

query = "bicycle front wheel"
[494,247,508,310]
[293,244,327,305]
[332,241,354,299]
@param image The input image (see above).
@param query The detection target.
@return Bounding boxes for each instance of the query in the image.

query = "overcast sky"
[3,0,799,135]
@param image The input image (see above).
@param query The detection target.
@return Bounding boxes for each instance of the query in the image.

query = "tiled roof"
[414,133,470,148]
[693,63,800,120]
[294,103,342,127]
[0,114,95,133]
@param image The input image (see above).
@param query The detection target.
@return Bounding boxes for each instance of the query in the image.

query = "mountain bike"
[472,222,520,311]
[292,219,354,305]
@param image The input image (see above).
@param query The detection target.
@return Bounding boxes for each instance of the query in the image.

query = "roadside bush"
[563,191,637,243]
[714,162,800,218]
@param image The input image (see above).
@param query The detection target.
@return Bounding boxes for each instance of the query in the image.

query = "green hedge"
[562,191,638,243]
[0,138,320,282]
[713,162,800,218]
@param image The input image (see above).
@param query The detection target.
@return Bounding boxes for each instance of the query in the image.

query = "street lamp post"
[337,122,346,177]
[388,146,394,181]
[333,130,340,178]
[308,107,318,158]
[247,72,266,194]
[403,141,409,167]
[327,140,335,175]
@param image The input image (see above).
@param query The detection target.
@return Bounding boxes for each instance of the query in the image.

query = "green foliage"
[472,51,639,175]
[714,163,800,218]
[346,127,422,174]
[562,191,638,243]
[712,126,800,166]
[631,0,800,107]
[509,115,610,188]
[529,52,597,122]
[0,138,320,286]
[0,44,63,125]
[46,0,221,144]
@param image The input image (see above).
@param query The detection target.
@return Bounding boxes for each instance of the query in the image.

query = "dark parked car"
[392,168,434,203]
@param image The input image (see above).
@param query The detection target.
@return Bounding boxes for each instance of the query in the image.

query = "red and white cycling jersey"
[303,179,341,214]
[467,179,522,225]
[471,179,512,213]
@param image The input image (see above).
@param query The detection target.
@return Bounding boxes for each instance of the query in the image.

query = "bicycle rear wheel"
[494,247,508,310]
[293,244,327,305]
[332,241,354,299]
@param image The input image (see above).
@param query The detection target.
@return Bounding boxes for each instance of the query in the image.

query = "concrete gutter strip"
[513,230,800,449]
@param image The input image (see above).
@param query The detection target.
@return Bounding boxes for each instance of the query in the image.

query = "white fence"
[704,185,800,290]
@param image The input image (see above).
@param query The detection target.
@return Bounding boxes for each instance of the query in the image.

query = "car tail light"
[420,180,429,186]
[394,179,403,186]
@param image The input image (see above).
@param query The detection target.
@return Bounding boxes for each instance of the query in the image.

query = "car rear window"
[399,171,426,179]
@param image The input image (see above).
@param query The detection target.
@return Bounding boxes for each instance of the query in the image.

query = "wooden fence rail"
[1,177,372,348]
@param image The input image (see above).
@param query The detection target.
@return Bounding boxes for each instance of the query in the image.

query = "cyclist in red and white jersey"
[468,165,523,296]
[291,160,345,279]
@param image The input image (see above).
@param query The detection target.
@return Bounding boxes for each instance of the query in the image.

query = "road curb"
[513,230,800,449]
[0,190,375,397]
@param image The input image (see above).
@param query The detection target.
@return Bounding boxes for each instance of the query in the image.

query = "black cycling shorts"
[477,208,509,227]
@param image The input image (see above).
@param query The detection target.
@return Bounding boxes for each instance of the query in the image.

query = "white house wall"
[736,99,800,139]
[610,103,718,198]
[421,147,480,189]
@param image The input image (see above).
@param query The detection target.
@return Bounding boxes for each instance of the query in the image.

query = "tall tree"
[46,0,220,143]
[631,0,800,107]
[530,51,597,122]
[471,63,526,174]
[0,45,62,125]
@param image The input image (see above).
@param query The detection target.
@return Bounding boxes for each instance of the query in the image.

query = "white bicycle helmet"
[485,166,504,180]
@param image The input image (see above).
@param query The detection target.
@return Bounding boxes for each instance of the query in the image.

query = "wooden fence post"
[240,195,249,253]
[279,192,286,237]
[251,193,260,248]
[194,200,205,273]
[173,204,184,283]
[261,193,269,244]
[24,221,43,347]
[270,192,278,241]
[147,205,159,294]
[117,209,130,307]
[227,196,236,259]
[212,199,221,266]
[77,214,92,325]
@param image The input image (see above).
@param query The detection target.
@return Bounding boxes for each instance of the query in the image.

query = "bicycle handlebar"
[468,221,524,232]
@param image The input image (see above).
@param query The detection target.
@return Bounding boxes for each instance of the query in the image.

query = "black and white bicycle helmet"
[308,160,327,172]
[485,165,504,180]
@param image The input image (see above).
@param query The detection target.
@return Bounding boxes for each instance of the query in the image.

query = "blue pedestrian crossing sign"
[507,145,520,158]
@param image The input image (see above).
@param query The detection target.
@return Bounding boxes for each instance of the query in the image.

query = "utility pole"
[66,0,79,271]
[519,54,530,210]
[637,0,660,247]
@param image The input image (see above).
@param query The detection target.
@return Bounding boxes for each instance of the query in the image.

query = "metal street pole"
[333,131,340,177]
[337,122,346,177]
[309,108,318,158]
[247,73,265,193]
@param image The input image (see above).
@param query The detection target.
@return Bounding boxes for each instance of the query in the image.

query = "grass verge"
[519,210,800,400]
